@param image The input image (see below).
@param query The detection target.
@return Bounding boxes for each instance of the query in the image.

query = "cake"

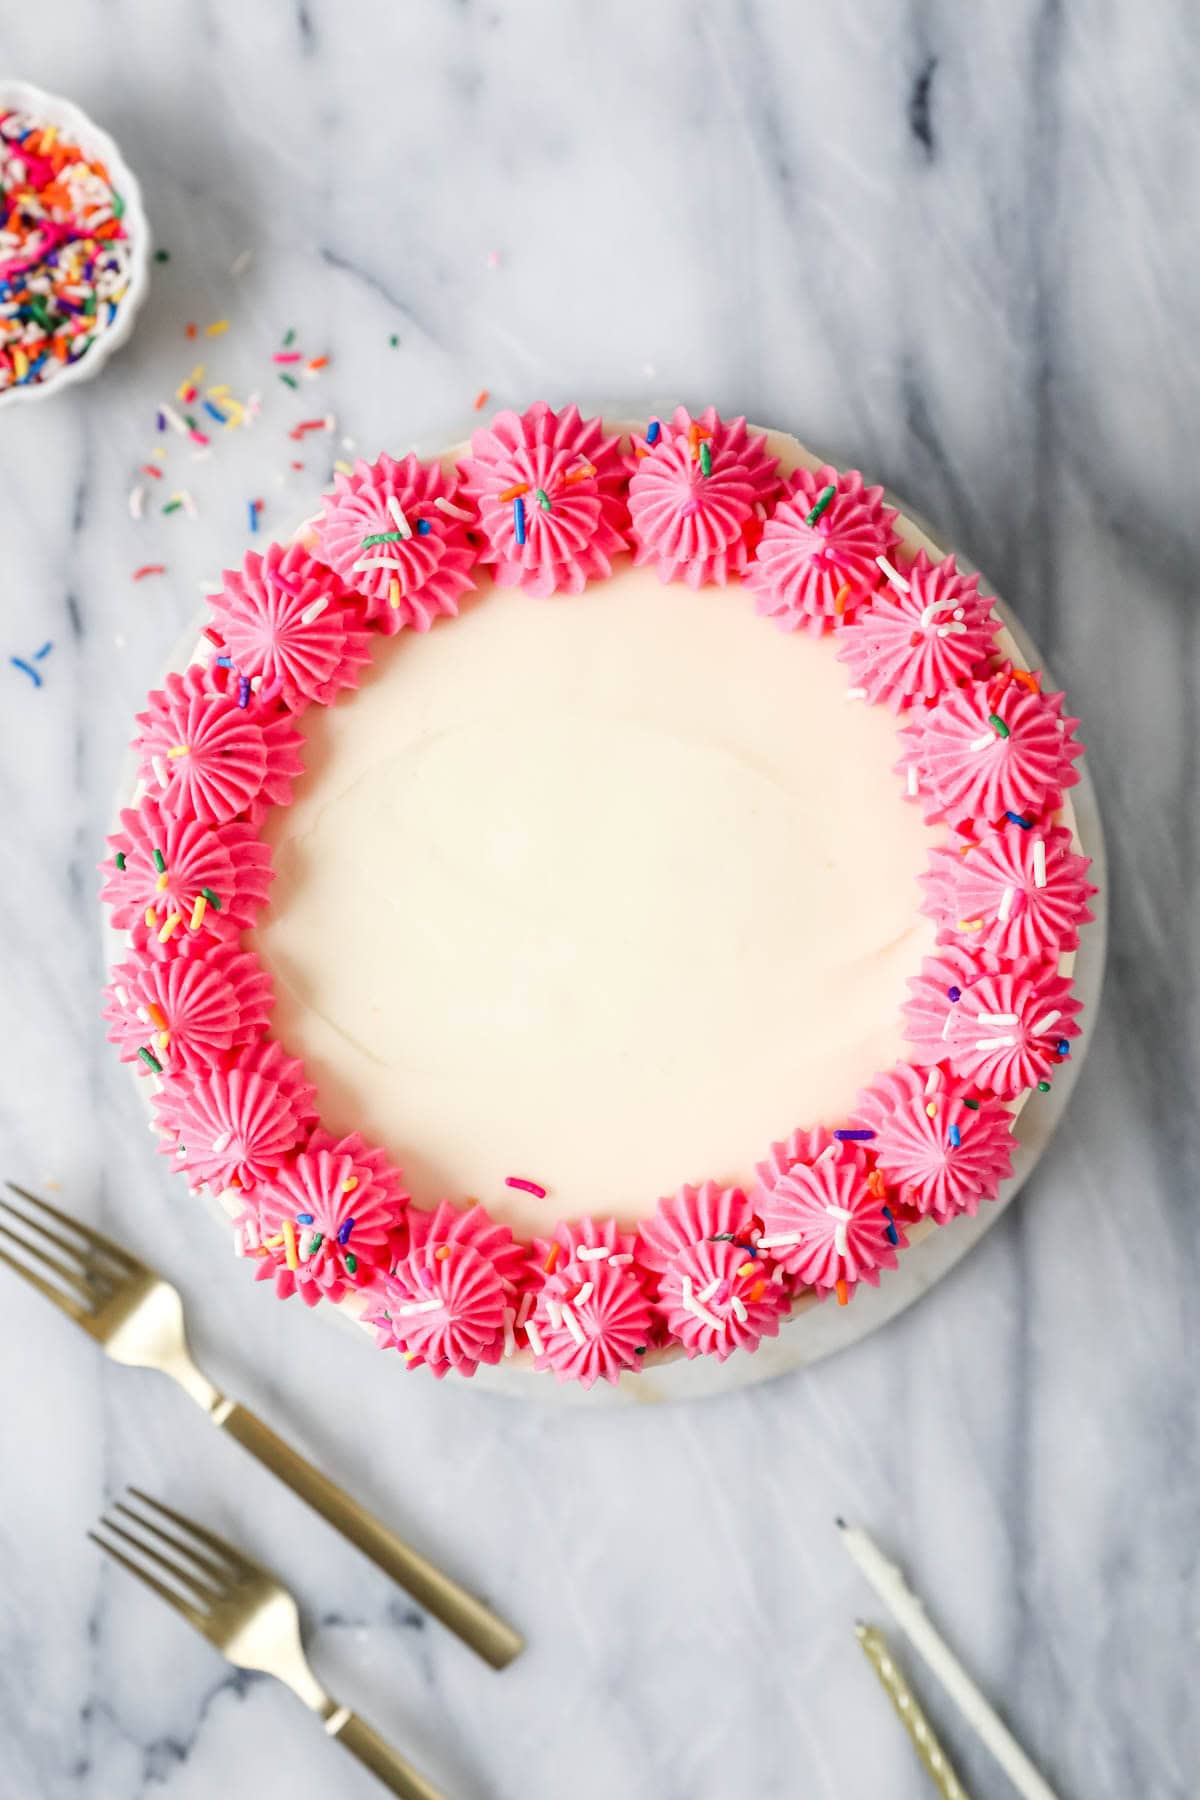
[101,404,1096,1388]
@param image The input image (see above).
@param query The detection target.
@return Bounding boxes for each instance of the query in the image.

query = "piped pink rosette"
[304,1127,410,1247]
[904,955,1082,1098]
[103,941,272,1074]
[527,1256,653,1388]
[210,541,372,710]
[628,408,781,588]
[657,1237,790,1360]
[745,464,899,633]
[758,1144,905,1300]
[315,452,477,633]
[100,795,272,946]
[751,1126,835,1204]
[921,823,1095,966]
[459,403,629,597]
[244,1147,404,1306]
[898,677,1082,828]
[364,1200,522,1379]
[851,1066,1014,1220]
[634,1181,756,1276]
[134,665,305,829]
[151,1039,317,1194]
[837,552,1000,709]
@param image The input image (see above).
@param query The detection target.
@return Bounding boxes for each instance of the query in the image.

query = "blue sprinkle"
[513,495,527,546]
[337,1218,356,1245]
[9,656,41,688]
[834,1128,875,1141]
[248,500,260,533]
[882,1205,899,1246]
[216,655,233,667]
[1005,811,1032,830]
[34,641,52,660]
[948,1124,962,1148]
[1056,1038,1070,1056]
[416,518,432,535]
[203,399,228,424]
[947,985,962,1002]
[296,1213,315,1225]
[646,418,661,445]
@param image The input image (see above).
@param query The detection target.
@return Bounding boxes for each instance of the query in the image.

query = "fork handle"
[326,1706,447,1800]
[214,1399,522,1669]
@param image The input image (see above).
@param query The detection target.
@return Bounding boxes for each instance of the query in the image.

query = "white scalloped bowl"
[0,80,151,410]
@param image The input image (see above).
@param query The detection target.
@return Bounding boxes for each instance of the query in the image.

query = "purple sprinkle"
[833,1128,875,1141]
[337,1218,355,1245]
[237,674,251,708]
[947,985,962,1002]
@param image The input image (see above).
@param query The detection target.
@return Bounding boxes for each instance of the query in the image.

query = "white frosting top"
[254,491,941,1235]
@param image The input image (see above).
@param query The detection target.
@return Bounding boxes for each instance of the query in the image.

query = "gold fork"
[91,1487,447,1799]
[1,1181,521,1669]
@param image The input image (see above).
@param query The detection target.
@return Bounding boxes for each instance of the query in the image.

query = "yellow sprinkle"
[153,446,167,461]
[207,383,231,397]
[333,458,353,475]
[156,870,169,892]
[189,893,208,931]
[157,911,183,943]
[157,1031,170,1050]
[957,918,983,933]
[166,744,190,759]
[925,1101,938,1118]
[737,1260,757,1278]
[403,1349,419,1362]
[205,320,230,336]
[282,1218,298,1270]
[13,347,27,379]
[388,577,401,610]
[144,906,158,930]
[341,1176,358,1192]
[261,1232,285,1250]
[146,1002,168,1031]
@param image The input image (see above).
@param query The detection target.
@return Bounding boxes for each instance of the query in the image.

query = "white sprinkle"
[936,622,969,637]
[941,1010,956,1040]
[545,1298,563,1331]
[352,555,404,573]
[825,1203,854,1260]
[114,985,130,1007]
[998,885,1016,922]
[516,1290,534,1328]
[697,1276,722,1304]
[757,1232,804,1249]
[180,490,197,518]
[845,687,868,701]
[817,1142,838,1164]
[560,1303,586,1347]
[398,1296,444,1316]
[525,1319,544,1356]
[152,755,168,789]
[230,249,253,277]
[1033,839,1047,888]
[974,1033,1018,1050]
[906,765,919,797]
[299,595,329,626]
[730,1294,748,1323]
[953,607,965,620]
[876,554,910,592]
[210,1129,233,1155]
[919,596,957,627]
[977,1011,1019,1026]
[502,1308,516,1358]
[573,1280,594,1306]
[159,402,186,435]
[680,1276,723,1331]
[129,484,145,520]
[576,1245,610,1262]
[609,1252,633,1267]
[1030,1010,1061,1035]
[434,495,473,523]
[969,732,996,752]
[386,494,412,538]
[924,1067,941,1095]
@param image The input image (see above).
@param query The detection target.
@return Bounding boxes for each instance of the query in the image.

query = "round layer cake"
[100,405,1096,1389]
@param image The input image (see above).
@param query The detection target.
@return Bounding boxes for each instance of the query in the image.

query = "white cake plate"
[109,466,1106,1408]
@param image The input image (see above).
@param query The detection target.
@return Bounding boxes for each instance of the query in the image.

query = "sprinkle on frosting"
[103,941,272,1074]
[851,1065,1015,1219]
[836,551,1000,708]
[364,1198,520,1378]
[316,452,477,632]
[657,1237,790,1359]
[152,1039,317,1193]
[898,676,1083,828]
[249,1148,403,1305]
[920,823,1095,966]
[628,407,781,588]
[528,1256,653,1387]
[100,795,273,943]
[134,664,305,828]
[746,463,900,634]
[635,1181,755,1276]
[210,540,372,710]
[459,403,629,597]
[903,956,1082,1097]
[758,1147,905,1298]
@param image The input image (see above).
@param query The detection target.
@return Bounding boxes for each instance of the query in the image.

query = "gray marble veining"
[0,3,1197,1796]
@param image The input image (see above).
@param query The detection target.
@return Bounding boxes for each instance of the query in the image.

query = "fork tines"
[89,1488,250,1628]
[0,1180,137,1319]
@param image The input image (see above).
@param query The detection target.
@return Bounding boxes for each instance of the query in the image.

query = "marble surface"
[0,3,1195,1797]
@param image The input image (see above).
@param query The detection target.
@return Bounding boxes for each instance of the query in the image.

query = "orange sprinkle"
[834,582,851,616]
[498,481,530,503]
[688,421,701,459]
[185,322,197,339]
[748,1279,767,1304]
[867,1170,888,1200]
[434,1244,452,1262]
[307,355,329,371]
[146,1003,168,1032]
[472,389,490,411]
[1011,667,1041,694]
[561,462,597,486]
[543,1243,561,1274]
[835,1277,849,1306]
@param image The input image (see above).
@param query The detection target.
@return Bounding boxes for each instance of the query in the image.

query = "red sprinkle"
[273,351,302,364]
[473,389,490,411]
[132,564,167,582]
[506,1175,547,1199]
[140,464,164,479]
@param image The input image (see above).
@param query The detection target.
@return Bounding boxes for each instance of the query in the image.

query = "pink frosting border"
[99,406,1094,1386]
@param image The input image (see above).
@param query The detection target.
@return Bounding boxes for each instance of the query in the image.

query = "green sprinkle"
[200,886,222,910]
[154,248,170,264]
[961,1098,981,1110]
[282,327,295,347]
[309,1232,324,1254]
[279,372,299,390]
[26,296,55,332]
[389,334,399,348]
[345,1253,358,1275]
[1037,1079,1051,1092]
[112,190,125,219]
[137,1046,163,1073]
[534,488,551,511]
[699,441,712,477]
[988,713,1011,739]
[805,484,836,527]
[184,413,199,432]
[152,848,166,872]
[361,530,407,547]
[83,292,97,317]
[163,499,183,514]
[115,851,126,870]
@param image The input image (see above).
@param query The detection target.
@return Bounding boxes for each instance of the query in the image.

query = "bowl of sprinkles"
[0,80,149,406]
